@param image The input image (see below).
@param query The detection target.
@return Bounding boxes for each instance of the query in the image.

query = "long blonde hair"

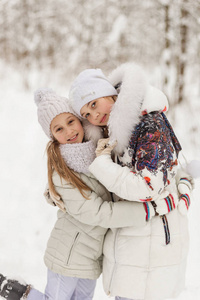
[46,140,91,200]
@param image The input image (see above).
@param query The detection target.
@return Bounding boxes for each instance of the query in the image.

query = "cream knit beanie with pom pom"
[34,88,74,139]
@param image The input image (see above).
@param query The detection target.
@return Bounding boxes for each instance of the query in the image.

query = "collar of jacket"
[107,62,169,155]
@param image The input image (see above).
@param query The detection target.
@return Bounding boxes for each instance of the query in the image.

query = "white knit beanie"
[69,69,118,117]
[34,88,75,139]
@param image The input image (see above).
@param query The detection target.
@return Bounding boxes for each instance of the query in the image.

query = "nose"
[65,127,73,138]
[94,111,100,120]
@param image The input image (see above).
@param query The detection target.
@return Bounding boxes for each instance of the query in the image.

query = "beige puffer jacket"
[44,171,147,280]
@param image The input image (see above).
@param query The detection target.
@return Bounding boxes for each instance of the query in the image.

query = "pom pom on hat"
[34,88,74,139]
[34,88,54,107]
[69,68,118,117]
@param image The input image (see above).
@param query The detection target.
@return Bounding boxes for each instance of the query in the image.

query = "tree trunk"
[177,0,188,104]
[164,3,170,88]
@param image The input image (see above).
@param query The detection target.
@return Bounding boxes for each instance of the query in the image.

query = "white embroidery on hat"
[81,91,96,100]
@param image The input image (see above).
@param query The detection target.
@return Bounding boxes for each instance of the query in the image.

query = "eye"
[56,127,62,132]
[91,101,96,108]
[68,119,74,125]
[85,113,90,119]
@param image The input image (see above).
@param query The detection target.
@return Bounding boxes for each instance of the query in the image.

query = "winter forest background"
[0,0,200,299]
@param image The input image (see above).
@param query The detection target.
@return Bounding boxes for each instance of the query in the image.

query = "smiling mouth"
[68,134,78,142]
[100,114,106,123]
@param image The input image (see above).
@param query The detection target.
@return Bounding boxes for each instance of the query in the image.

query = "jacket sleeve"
[53,177,147,229]
[89,155,159,201]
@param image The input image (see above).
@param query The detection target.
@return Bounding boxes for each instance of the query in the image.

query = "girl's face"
[50,112,84,144]
[80,96,115,126]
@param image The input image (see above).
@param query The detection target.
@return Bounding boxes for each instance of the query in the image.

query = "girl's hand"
[176,169,194,215]
[153,192,178,216]
[44,186,66,212]
[95,138,117,157]
[144,192,178,221]
[177,181,192,215]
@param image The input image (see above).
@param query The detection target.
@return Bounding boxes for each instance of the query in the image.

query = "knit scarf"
[59,140,96,174]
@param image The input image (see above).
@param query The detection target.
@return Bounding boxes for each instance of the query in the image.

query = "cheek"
[80,128,84,137]
[58,137,66,144]
[101,102,113,114]
[107,103,113,113]
[77,124,84,135]
[89,118,100,126]
[54,132,65,144]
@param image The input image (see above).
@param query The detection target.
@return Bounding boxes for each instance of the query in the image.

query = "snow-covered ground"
[0,62,200,300]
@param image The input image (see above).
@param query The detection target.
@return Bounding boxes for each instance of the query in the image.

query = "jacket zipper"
[108,228,120,295]
[66,232,80,265]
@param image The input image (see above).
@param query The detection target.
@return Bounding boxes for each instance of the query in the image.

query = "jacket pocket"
[66,232,80,266]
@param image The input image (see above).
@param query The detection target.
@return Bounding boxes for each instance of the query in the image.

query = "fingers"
[178,183,190,195]
[95,138,117,156]
[178,194,191,215]
[97,138,110,148]
[107,140,117,150]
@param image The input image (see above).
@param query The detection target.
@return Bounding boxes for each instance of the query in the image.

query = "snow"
[0,62,200,300]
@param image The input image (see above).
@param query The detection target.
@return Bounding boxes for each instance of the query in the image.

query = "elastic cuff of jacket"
[180,193,190,209]
[164,194,175,212]
[179,178,192,190]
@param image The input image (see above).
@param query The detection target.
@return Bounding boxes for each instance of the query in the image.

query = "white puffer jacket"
[44,170,147,280]
[89,63,189,299]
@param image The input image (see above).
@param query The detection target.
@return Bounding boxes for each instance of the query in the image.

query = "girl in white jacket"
[0,88,173,300]
[69,63,193,300]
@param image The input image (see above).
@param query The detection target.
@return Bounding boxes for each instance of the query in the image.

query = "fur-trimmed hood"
[108,63,169,154]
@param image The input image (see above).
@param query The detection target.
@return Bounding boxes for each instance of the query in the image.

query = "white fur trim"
[142,85,169,113]
[82,119,103,145]
[107,63,168,154]
[107,63,148,154]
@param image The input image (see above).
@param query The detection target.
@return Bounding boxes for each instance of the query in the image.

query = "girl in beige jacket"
[0,89,173,300]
